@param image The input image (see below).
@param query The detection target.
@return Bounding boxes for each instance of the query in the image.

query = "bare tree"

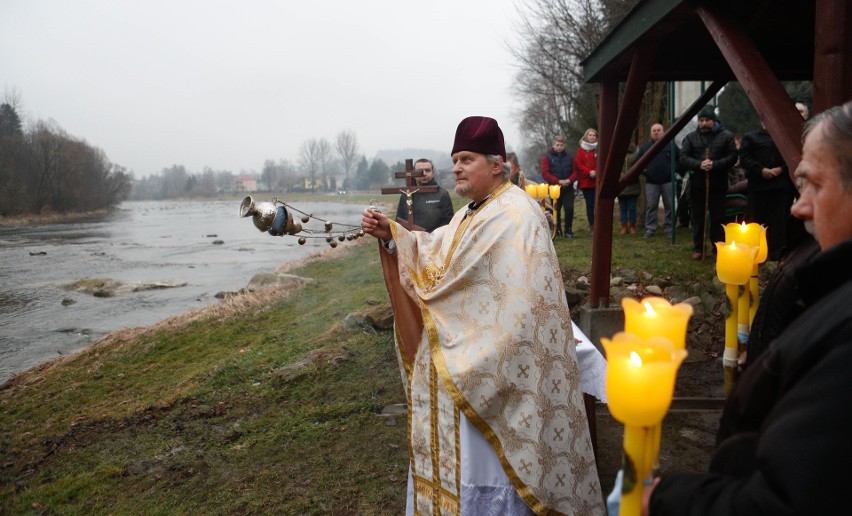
[316,138,332,191]
[510,0,639,150]
[335,130,359,189]
[299,138,321,191]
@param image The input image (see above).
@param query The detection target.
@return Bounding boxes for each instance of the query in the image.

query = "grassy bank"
[0,197,722,513]
[1,242,411,513]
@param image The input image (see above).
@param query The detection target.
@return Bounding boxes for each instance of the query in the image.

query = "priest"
[361,116,604,515]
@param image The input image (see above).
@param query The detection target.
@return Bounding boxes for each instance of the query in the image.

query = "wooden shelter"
[581,0,851,308]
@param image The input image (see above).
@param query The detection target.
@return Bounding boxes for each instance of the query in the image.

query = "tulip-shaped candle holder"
[716,240,758,396]
[622,296,694,476]
[723,222,765,340]
[524,183,538,200]
[604,333,688,516]
[622,297,693,350]
[536,182,549,200]
[548,184,561,202]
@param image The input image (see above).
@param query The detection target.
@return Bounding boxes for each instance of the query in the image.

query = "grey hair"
[806,101,852,190]
[486,154,509,180]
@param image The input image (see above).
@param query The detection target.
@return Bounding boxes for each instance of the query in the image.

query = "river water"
[0,199,367,383]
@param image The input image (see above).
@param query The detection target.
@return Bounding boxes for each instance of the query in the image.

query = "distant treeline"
[0,102,131,218]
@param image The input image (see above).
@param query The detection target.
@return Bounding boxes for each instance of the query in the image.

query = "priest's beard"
[455,182,472,198]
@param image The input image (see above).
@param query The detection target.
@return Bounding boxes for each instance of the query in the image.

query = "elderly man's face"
[414,162,434,185]
[791,124,852,250]
[650,124,664,141]
[452,151,502,201]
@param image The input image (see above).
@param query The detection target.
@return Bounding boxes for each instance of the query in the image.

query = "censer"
[239,196,365,248]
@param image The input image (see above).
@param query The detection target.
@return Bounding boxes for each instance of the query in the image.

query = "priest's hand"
[362,208,392,242]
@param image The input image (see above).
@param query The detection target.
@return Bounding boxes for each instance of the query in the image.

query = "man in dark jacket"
[644,101,852,516]
[739,124,797,260]
[394,158,454,232]
[541,135,576,238]
[639,123,680,237]
[678,106,738,260]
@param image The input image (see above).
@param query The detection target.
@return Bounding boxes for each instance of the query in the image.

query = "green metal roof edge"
[582,0,686,83]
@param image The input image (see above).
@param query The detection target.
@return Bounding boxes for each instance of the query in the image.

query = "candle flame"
[643,301,656,316]
[629,351,643,366]
[740,221,747,230]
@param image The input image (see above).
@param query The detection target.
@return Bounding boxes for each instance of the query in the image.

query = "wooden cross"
[380,158,438,231]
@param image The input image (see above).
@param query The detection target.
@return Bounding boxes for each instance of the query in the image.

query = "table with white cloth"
[572,320,608,403]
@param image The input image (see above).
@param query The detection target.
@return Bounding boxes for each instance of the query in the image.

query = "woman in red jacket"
[575,128,598,228]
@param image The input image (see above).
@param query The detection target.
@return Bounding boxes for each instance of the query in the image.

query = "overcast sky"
[1,0,526,176]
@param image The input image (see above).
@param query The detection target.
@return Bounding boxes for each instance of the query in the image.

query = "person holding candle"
[362,116,605,515]
[643,101,852,515]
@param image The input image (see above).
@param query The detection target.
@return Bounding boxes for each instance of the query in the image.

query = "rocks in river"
[212,240,225,245]
[63,278,188,297]
[61,298,76,306]
[29,251,47,256]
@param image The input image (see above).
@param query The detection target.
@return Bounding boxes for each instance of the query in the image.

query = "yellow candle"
[620,424,649,516]
[724,222,766,264]
[622,297,693,350]
[603,332,688,427]
[715,241,757,285]
[723,221,762,247]
[525,183,538,199]
[549,184,561,200]
[536,183,549,200]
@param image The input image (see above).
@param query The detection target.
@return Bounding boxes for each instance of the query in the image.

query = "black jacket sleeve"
[678,135,703,174]
[651,322,852,516]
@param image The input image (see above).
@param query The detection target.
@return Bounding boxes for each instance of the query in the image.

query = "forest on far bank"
[0,101,131,218]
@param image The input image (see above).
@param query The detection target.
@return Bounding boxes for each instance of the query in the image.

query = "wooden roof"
[582,0,816,83]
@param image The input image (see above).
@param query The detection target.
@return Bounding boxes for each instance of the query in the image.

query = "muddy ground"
[566,265,732,495]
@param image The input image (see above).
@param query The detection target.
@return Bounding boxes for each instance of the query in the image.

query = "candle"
[548,184,561,200]
[715,241,757,285]
[723,221,762,249]
[525,184,538,199]
[622,297,693,350]
[603,333,687,427]
[536,183,549,200]
[604,332,687,515]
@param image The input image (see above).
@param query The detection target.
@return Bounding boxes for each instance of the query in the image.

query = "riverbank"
[0,208,113,227]
[0,213,728,512]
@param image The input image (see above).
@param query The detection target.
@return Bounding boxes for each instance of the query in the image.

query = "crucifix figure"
[380,158,438,231]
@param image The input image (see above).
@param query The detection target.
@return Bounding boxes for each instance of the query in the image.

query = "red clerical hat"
[451,116,506,160]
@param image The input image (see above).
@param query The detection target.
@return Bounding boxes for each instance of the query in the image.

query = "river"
[0,198,367,383]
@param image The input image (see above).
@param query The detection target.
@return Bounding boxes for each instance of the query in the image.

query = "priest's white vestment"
[378,182,605,515]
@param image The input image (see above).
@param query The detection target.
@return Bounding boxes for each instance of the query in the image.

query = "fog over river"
[0,199,367,383]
